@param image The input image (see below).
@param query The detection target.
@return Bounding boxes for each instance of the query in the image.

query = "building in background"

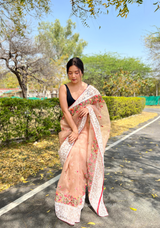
[0,88,59,98]
[0,88,20,97]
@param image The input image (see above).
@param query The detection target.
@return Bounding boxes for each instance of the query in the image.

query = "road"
[0,108,160,228]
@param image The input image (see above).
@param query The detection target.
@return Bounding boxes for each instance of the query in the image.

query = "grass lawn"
[0,111,158,192]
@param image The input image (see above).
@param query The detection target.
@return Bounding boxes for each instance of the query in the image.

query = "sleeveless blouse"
[64,84,89,107]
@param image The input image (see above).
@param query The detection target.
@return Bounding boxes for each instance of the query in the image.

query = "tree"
[82,53,151,94]
[145,28,160,96]
[103,70,155,96]
[0,27,55,98]
[1,1,160,34]
[0,0,50,35]
[36,19,88,61]
[71,0,160,24]
[35,19,87,88]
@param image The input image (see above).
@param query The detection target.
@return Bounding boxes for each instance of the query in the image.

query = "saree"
[55,85,111,225]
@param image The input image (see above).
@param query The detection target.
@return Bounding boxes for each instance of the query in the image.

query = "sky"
[32,0,160,66]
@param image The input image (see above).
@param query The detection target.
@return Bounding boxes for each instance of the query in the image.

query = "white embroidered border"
[98,192,109,216]
[55,195,85,225]
[86,106,104,163]
[89,149,108,216]
[58,115,87,165]
[69,85,100,110]
[86,106,108,216]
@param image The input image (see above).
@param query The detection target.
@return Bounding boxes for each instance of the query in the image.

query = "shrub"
[0,97,62,143]
[0,96,145,142]
[102,96,145,120]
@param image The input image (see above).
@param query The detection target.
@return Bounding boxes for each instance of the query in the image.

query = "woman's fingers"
[68,136,73,141]
[69,137,76,143]
[79,109,88,117]
[68,132,78,143]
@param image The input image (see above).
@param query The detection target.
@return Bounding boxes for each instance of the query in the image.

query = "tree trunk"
[156,83,159,96]
[27,83,29,97]
[16,74,27,98]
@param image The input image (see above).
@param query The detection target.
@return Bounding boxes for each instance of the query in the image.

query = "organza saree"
[55,85,111,225]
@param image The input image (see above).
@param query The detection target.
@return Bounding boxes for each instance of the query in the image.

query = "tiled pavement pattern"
[0,108,160,228]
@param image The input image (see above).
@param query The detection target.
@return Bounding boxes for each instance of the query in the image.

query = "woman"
[55,57,111,225]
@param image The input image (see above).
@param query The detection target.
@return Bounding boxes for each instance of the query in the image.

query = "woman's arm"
[59,85,78,143]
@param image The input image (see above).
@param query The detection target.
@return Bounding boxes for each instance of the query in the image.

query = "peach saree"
[55,85,111,225]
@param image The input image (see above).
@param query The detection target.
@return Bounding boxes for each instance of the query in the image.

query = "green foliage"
[0,97,62,143]
[145,27,160,81]
[83,53,151,75]
[103,70,155,96]
[71,0,160,24]
[0,96,145,143]
[102,96,146,120]
[0,0,51,35]
[1,0,159,34]
[82,53,151,94]
[36,19,88,61]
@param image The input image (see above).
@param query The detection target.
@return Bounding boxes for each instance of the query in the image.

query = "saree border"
[86,105,108,216]
[69,85,100,110]
[55,194,85,225]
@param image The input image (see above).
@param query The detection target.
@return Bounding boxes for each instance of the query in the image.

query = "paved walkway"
[0,108,160,228]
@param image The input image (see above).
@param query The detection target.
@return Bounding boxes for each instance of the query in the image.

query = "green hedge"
[0,98,62,143]
[0,96,145,143]
[102,96,145,120]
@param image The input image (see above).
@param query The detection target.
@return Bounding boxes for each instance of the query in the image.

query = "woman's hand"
[78,107,89,118]
[68,130,78,144]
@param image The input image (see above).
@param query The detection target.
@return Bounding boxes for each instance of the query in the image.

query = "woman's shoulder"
[60,83,68,88]
[59,84,67,95]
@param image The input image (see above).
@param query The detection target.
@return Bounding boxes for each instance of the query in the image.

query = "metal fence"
[139,96,160,105]
[10,96,47,100]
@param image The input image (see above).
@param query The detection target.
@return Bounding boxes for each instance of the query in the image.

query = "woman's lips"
[72,79,76,81]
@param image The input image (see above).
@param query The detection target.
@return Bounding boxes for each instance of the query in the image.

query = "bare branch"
[0,26,56,98]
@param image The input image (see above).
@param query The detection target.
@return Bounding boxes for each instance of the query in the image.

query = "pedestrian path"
[0,109,160,228]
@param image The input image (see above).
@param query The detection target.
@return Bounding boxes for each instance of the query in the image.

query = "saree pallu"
[55,85,111,225]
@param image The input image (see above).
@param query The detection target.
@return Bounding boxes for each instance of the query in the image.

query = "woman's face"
[68,65,83,84]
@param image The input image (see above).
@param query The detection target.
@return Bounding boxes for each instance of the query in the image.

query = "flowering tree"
[103,70,155,96]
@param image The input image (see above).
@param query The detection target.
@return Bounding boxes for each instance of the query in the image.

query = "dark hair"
[66,57,84,74]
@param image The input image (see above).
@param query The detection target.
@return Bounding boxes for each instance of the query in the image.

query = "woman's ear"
[80,71,83,78]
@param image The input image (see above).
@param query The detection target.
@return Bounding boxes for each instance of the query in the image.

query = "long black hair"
[66,57,84,74]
